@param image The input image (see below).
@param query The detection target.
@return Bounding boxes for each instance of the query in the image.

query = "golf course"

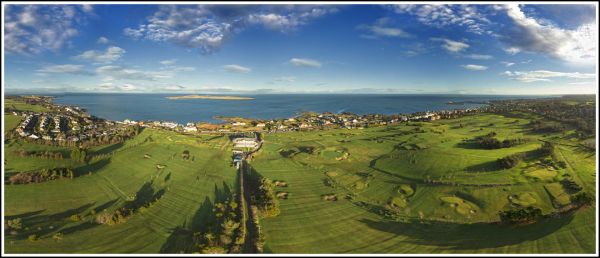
[2,99,597,254]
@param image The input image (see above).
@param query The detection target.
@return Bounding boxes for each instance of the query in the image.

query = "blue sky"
[3,3,598,94]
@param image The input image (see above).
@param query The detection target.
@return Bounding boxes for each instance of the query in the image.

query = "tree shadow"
[160,182,231,254]
[5,209,46,220]
[359,213,576,251]
[465,160,503,173]
[74,158,111,177]
[455,141,485,150]
[160,225,197,254]
[9,203,95,240]
[94,198,119,213]
[91,142,124,155]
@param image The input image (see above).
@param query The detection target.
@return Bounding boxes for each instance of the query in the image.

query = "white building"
[233,138,258,148]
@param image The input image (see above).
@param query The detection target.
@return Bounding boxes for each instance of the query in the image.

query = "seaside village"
[7,96,484,145]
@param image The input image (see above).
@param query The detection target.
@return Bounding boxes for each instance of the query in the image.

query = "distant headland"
[166,95,254,100]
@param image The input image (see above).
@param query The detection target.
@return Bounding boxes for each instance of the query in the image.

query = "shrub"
[498,153,525,169]
[95,212,113,225]
[571,192,593,207]
[28,234,38,241]
[52,232,64,241]
[6,218,22,230]
[70,214,81,222]
[538,142,555,156]
[499,206,543,224]
[561,178,582,193]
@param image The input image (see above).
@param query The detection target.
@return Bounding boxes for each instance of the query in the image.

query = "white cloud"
[160,59,177,65]
[223,64,251,73]
[124,5,336,54]
[82,4,94,14]
[430,38,469,53]
[120,83,137,91]
[390,4,492,34]
[503,70,596,82]
[37,64,92,75]
[465,54,493,60]
[97,37,110,44]
[96,65,172,81]
[289,58,322,68]
[357,18,412,39]
[499,4,597,66]
[461,64,488,71]
[273,76,296,83]
[169,66,196,72]
[247,6,337,32]
[569,81,594,85]
[4,5,90,55]
[98,82,114,90]
[75,46,126,64]
[503,47,521,55]
[500,61,515,67]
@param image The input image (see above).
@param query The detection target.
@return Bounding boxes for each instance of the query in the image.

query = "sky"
[3,3,598,95]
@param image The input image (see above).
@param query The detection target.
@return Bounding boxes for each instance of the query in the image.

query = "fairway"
[2,111,596,254]
[4,129,237,253]
[249,113,596,253]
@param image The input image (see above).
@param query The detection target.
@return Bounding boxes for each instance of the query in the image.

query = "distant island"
[166,95,254,100]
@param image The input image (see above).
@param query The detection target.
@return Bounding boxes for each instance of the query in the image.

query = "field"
[4,99,50,113]
[2,109,596,253]
[249,113,596,253]
[4,129,237,253]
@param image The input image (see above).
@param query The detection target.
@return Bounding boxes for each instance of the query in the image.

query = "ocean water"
[50,94,548,124]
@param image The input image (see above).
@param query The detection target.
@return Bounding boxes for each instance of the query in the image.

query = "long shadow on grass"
[7,202,119,242]
[160,182,230,254]
[91,142,124,155]
[74,158,111,177]
[359,213,576,251]
[464,160,503,173]
[9,203,95,240]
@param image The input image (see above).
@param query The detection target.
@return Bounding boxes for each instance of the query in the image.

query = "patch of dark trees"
[247,173,280,218]
[470,132,529,149]
[8,167,75,185]
[496,142,556,169]
[13,150,64,160]
[499,192,593,225]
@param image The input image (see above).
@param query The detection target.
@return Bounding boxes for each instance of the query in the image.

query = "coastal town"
[5,95,488,145]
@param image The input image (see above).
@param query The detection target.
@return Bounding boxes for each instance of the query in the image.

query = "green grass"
[3,112,596,254]
[4,114,22,134]
[4,99,51,113]
[249,112,596,253]
[4,129,237,253]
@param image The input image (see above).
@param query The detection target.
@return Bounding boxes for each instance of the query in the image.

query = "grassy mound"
[544,183,571,207]
[439,196,478,215]
[509,192,538,207]
[388,196,408,208]
[397,184,415,197]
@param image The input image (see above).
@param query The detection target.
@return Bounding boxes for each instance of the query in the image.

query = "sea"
[49,93,551,124]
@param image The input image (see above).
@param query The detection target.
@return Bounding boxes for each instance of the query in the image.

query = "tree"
[571,192,593,207]
[498,153,524,169]
[539,142,555,156]
[7,218,22,230]
[499,206,542,224]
